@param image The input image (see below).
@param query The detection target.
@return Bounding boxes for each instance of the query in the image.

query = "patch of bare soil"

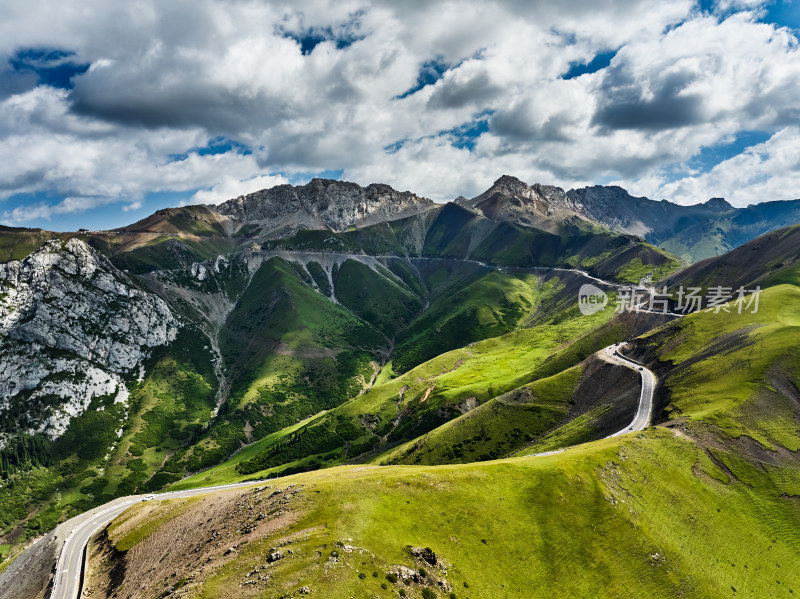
[84,485,303,599]
[419,386,435,403]
[0,531,59,599]
[569,355,641,435]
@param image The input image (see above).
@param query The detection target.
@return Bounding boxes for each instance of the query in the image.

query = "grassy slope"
[380,365,582,465]
[169,413,323,490]
[108,429,800,599]
[96,235,234,274]
[0,227,62,262]
[219,257,384,407]
[174,279,620,483]
[333,259,423,337]
[392,269,543,373]
[645,284,800,449]
[158,257,385,477]
[104,286,800,597]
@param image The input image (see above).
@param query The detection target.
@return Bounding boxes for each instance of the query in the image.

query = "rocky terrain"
[0,238,178,441]
[457,175,800,262]
[457,175,590,233]
[216,178,435,238]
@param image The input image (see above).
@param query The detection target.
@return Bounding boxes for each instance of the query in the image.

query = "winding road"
[50,343,659,599]
[50,480,271,599]
[40,259,667,599]
[603,343,656,436]
[528,343,658,457]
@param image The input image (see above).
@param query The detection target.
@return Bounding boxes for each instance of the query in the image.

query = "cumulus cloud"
[0,0,797,226]
[188,174,291,205]
[628,126,800,205]
[3,194,117,224]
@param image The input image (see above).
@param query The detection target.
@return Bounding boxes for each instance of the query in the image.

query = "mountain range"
[1,175,799,598]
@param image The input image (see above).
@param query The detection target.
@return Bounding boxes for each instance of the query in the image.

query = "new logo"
[578,284,608,315]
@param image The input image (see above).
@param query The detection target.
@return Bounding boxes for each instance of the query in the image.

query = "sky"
[0,0,799,231]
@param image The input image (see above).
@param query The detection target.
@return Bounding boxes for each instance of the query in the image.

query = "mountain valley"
[1,176,799,599]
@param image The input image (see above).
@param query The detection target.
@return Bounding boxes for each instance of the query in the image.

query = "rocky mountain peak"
[704,197,734,210]
[484,175,570,207]
[460,175,584,232]
[491,174,529,193]
[216,178,434,233]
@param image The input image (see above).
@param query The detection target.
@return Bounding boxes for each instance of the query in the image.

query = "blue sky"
[0,0,799,231]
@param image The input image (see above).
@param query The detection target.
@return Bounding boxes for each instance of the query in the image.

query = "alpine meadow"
[2,1,800,598]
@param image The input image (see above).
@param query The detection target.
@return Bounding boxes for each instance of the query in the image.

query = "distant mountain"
[456,175,591,233]
[217,178,434,235]
[459,176,800,263]
[662,223,800,292]
[566,184,800,262]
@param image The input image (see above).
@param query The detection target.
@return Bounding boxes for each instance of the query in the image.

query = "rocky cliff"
[0,238,178,440]
[217,178,435,233]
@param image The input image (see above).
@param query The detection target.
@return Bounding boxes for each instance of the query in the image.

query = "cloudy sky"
[1,0,799,230]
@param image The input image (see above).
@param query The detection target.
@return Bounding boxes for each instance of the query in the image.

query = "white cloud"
[122,200,142,212]
[3,194,117,224]
[629,126,800,206]
[0,0,797,225]
[188,174,291,205]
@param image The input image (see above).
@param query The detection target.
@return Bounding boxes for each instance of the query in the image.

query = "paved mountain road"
[525,343,658,457]
[50,480,272,599]
[603,343,656,436]
[50,342,659,599]
[41,261,668,599]
[50,343,659,598]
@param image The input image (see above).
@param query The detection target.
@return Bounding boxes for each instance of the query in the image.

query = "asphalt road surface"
[603,343,656,436]
[50,479,271,599]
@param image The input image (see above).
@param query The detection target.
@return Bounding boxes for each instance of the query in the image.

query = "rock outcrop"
[0,239,178,439]
[217,178,434,233]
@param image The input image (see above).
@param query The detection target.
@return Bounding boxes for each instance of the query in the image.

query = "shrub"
[386,572,398,584]
[422,589,437,599]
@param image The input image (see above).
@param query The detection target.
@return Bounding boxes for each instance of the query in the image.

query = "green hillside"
[381,365,583,465]
[663,224,800,292]
[0,327,218,542]
[173,275,640,487]
[152,257,386,477]
[95,428,800,599]
[643,284,800,449]
[89,282,800,598]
